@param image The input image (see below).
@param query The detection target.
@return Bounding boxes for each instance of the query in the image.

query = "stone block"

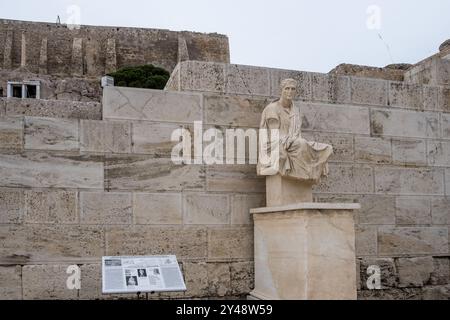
[314,164,374,194]
[392,139,426,165]
[395,197,432,225]
[359,258,397,289]
[230,261,254,296]
[0,117,23,150]
[80,120,131,153]
[431,197,450,224]
[132,122,186,156]
[442,113,450,139]
[0,266,22,299]
[183,193,230,225]
[371,109,439,138]
[24,190,78,224]
[270,69,312,100]
[358,288,423,300]
[354,136,391,163]
[423,85,439,111]
[134,193,182,225]
[0,188,24,224]
[24,117,79,151]
[422,285,450,300]
[374,167,444,195]
[299,102,370,135]
[430,258,450,285]
[0,99,5,116]
[378,227,448,255]
[437,86,450,113]
[180,61,226,93]
[80,192,132,225]
[208,227,253,259]
[207,263,231,297]
[397,256,434,287]
[225,64,270,96]
[105,155,204,191]
[0,152,103,189]
[427,141,450,166]
[206,164,264,193]
[231,194,265,225]
[389,82,423,110]
[351,77,388,106]
[447,169,450,196]
[22,264,78,300]
[358,194,396,225]
[6,98,101,120]
[105,226,207,259]
[313,132,354,162]
[311,73,350,104]
[103,86,202,123]
[0,225,105,263]
[355,226,377,256]
[203,94,269,128]
[183,262,208,298]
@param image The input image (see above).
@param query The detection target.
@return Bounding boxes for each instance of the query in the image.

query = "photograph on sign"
[102,255,186,294]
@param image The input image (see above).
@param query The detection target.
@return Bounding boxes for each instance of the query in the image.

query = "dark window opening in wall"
[26,85,37,98]
[12,85,22,98]
[0,87,3,97]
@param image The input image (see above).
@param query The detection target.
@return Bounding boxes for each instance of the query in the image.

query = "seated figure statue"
[257,78,333,185]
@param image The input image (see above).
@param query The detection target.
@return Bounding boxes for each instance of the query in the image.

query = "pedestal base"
[266,175,314,206]
[250,203,360,300]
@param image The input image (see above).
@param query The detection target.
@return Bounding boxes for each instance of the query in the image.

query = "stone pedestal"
[266,175,314,206]
[249,203,360,300]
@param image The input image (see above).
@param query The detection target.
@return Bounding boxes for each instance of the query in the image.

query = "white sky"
[1,0,449,72]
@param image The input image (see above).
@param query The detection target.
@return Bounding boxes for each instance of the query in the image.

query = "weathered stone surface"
[25,190,78,224]
[355,226,377,256]
[427,141,450,166]
[226,64,270,96]
[0,266,22,299]
[80,120,131,153]
[207,263,231,297]
[206,165,264,193]
[22,265,78,300]
[299,102,370,135]
[397,256,434,287]
[231,194,265,225]
[422,285,450,300]
[430,258,449,285]
[358,288,422,300]
[230,261,254,296]
[106,226,207,259]
[431,197,450,224]
[360,258,397,289]
[0,152,103,189]
[378,227,448,255]
[183,262,208,298]
[395,197,432,225]
[180,61,226,93]
[389,82,423,110]
[0,225,104,263]
[184,193,230,225]
[208,227,253,259]
[359,194,396,225]
[132,122,185,156]
[311,73,350,103]
[0,117,23,150]
[374,167,444,195]
[442,113,450,139]
[423,85,439,111]
[24,117,79,151]
[0,99,6,116]
[371,109,440,138]
[0,188,24,224]
[6,98,101,120]
[446,169,450,196]
[80,192,132,225]
[314,164,374,194]
[351,77,388,106]
[134,193,182,225]
[354,136,391,163]
[105,155,204,191]
[313,133,354,162]
[437,86,450,113]
[392,139,426,165]
[204,94,269,127]
[270,69,311,100]
[103,86,202,123]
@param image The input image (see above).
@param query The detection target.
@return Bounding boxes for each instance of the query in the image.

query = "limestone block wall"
[166,61,450,300]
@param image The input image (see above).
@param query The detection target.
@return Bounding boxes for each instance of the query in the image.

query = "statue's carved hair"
[280,78,298,91]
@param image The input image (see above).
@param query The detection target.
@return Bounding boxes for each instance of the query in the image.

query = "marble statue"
[257,78,333,183]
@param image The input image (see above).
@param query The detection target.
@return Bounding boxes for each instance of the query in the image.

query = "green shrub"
[108,64,170,90]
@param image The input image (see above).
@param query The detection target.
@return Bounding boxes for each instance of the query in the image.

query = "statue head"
[280,78,298,101]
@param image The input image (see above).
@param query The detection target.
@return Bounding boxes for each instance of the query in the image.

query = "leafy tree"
[108,64,170,90]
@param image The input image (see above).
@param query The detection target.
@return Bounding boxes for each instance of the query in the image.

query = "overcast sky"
[1,0,449,72]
